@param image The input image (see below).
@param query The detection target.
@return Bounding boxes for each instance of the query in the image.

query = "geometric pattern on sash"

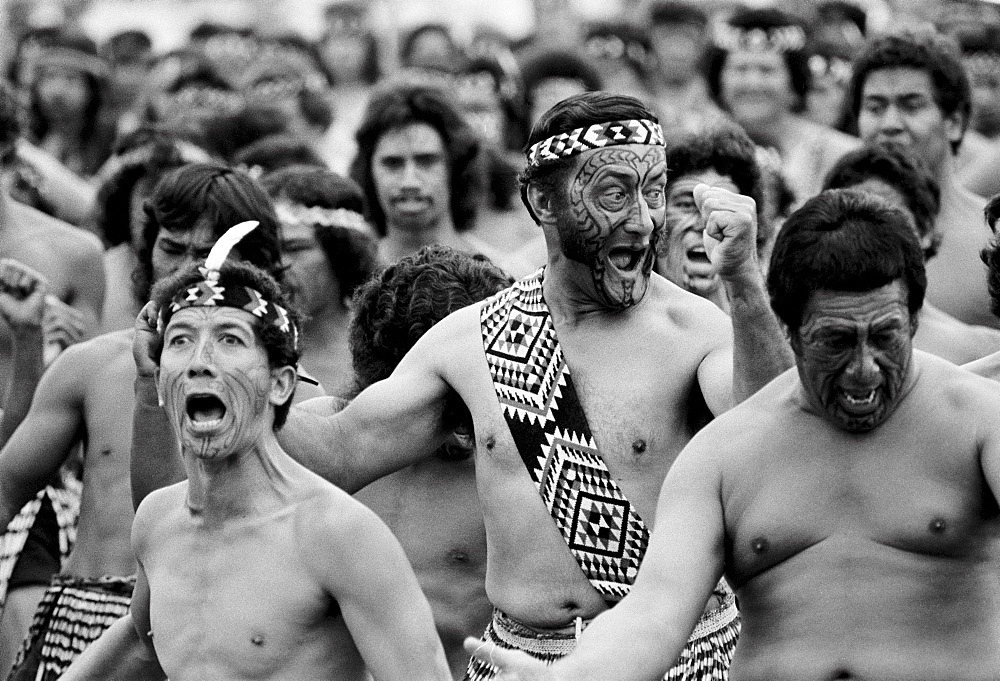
[480,269,649,603]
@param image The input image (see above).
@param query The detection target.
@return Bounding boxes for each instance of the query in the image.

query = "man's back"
[418,273,733,626]
[711,354,1000,679]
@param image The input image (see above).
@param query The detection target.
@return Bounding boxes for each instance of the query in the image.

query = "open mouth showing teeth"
[842,389,877,407]
[609,248,643,271]
[186,394,227,425]
[686,247,710,265]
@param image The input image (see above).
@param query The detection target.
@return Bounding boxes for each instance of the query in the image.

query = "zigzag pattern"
[526,119,665,168]
[481,270,648,602]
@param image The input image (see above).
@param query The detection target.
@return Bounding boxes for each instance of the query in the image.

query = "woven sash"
[480,270,649,602]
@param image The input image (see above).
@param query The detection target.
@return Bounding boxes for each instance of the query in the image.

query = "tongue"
[610,251,635,269]
[192,403,225,423]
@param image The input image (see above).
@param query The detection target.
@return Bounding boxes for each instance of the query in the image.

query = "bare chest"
[725,430,998,585]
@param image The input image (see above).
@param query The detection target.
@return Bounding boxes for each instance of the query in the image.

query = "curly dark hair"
[706,7,812,114]
[980,193,1000,318]
[822,142,941,260]
[349,244,511,390]
[665,125,763,216]
[261,164,379,302]
[350,82,483,236]
[151,259,301,429]
[768,188,926,334]
[92,126,204,247]
[519,91,657,224]
[135,162,283,302]
[848,30,970,154]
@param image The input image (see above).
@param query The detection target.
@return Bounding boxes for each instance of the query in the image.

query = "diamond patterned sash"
[480,269,649,603]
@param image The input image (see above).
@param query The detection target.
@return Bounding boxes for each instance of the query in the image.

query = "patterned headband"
[36,47,109,79]
[713,24,807,53]
[274,202,369,233]
[163,221,298,348]
[526,119,664,168]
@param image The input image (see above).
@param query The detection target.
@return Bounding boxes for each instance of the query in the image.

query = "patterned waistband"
[51,573,136,597]
[491,587,739,654]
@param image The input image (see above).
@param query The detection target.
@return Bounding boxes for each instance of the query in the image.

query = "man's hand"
[133,301,161,379]
[0,259,47,333]
[43,295,86,354]
[463,638,560,681]
[693,183,759,280]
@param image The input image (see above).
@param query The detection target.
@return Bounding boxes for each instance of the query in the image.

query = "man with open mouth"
[127,91,793,680]
[471,188,1000,681]
[62,248,450,681]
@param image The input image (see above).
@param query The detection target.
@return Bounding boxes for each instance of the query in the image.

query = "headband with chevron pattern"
[526,119,664,168]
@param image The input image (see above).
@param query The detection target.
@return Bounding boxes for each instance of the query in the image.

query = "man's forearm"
[0,326,43,446]
[60,615,166,681]
[725,270,794,403]
[130,375,184,510]
[278,407,362,492]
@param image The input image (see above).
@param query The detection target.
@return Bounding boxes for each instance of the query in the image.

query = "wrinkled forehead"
[800,282,911,327]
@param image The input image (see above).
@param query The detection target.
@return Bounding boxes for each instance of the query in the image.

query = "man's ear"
[526,183,558,225]
[269,365,297,407]
[945,108,965,149]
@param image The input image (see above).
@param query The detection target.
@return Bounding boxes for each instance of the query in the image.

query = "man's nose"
[845,342,880,383]
[187,339,218,377]
[399,160,422,188]
[878,105,906,134]
[628,196,656,236]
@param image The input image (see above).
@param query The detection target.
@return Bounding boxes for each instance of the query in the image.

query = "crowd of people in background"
[0,0,997,678]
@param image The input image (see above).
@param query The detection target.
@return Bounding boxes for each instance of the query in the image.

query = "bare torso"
[718,356,1000,680]
[139,482,366,681]
[59,330,137,578]
[0,200,104,386]
[925,185,995,329]
[356,456,490,677]
[913,302,1000,364]
[435,276,727,627]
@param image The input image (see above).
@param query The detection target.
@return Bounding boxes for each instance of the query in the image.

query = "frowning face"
[792,281,916,433]
[554,143,667,308]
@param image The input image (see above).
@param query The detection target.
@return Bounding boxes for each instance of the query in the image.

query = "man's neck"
[740,111,794,150]
[183,434,294,524]
[379,218,464,262]
[542,251,643,326]
[937,152,979,210]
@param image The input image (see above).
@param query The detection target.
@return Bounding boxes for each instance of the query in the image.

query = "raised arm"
[694,184,793,414]
[0,259,47,445]
[0,342,87,532]
[466,435,727,680]
[304,497,451,681]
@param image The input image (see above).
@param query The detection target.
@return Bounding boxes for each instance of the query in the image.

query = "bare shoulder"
[692,367,799,447]
[292,482,397,574]
[132,482,186,557]
[9,200,102,254]
[399,298,491,370]
[919,351,1000,409]
[53,329,132,370]
[646,274,730,333]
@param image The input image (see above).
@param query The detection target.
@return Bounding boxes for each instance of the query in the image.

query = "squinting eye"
[167,335,188,348]
[645,188,665,207]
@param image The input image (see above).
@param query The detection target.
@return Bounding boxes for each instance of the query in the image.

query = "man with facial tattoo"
[470,188,1000,681]
[62,253,450,681]
[0,164,286,681]
[130,92,793,679]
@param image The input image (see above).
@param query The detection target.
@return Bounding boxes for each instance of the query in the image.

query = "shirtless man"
[0,79,104,677]
[471,188,1000,681]
[823,141,1000,363]
[259,165,379,395]
[852,29,996,327]
[63,255,450,681]
[350,82,532,276]
[0,163,286,681]
[130,92,792,678]
[346,246,511,677]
